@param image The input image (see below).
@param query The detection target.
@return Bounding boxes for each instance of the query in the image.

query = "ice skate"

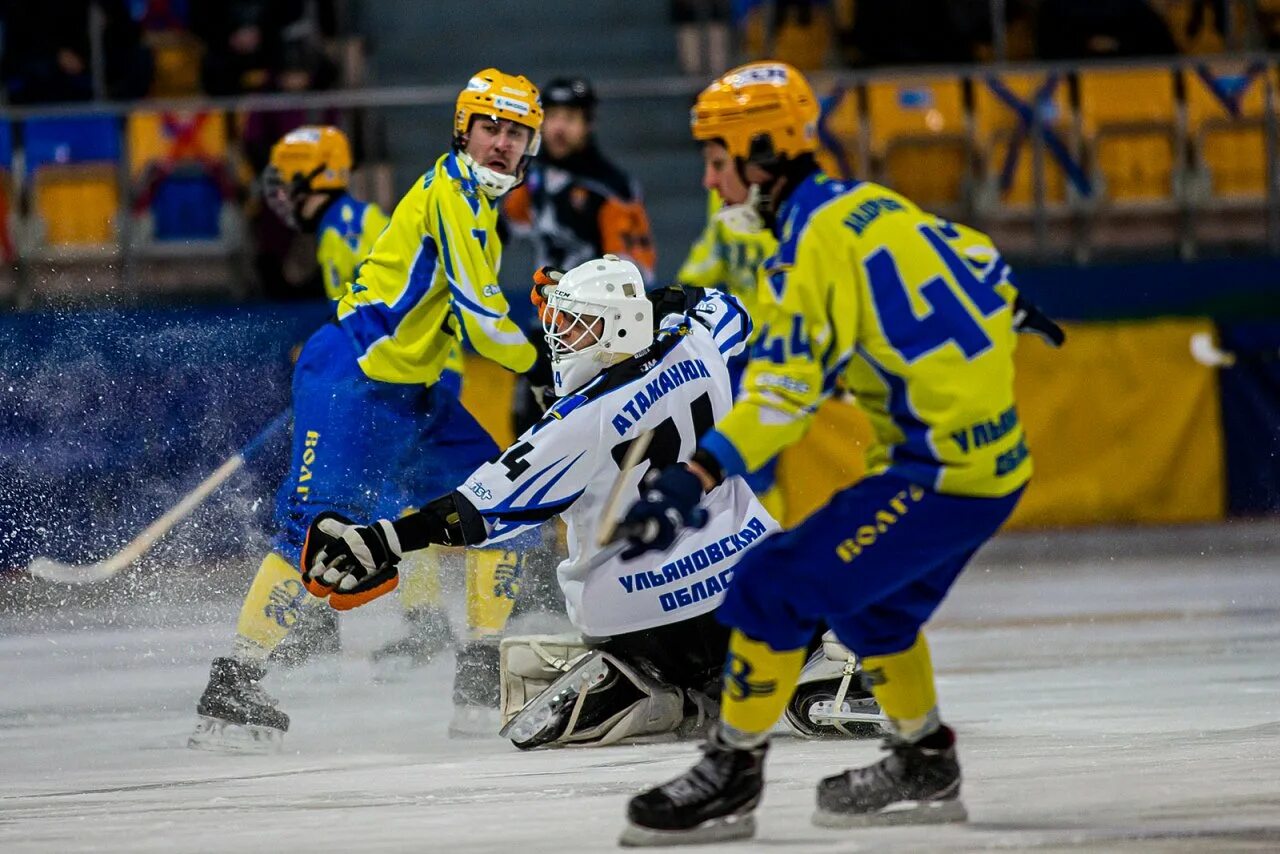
[371,607,453,678]
[188,657,289,754]
[449,641,501,738]
[619,728,765,847]
[783,634,886,739]
[269,604,340,668]
[812,726,967,827]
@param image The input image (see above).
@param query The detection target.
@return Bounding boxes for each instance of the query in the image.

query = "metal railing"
[1,52,1278,307]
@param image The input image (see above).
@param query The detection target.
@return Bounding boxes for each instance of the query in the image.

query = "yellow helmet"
[691,62,819,163]
[454,67,544,156]
[267,125,352,191]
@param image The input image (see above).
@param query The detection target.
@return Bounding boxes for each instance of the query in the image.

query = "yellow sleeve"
[431,190,536,374]
[676,217,728,290]
[316,227,353,306]
[700,221,844,476]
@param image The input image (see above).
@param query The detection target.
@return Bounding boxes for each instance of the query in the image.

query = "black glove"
[525,337,556,414]
[300,511,403,610]
[1012,294,1066,348]
[647,284,702,321]
[618,464,709,560]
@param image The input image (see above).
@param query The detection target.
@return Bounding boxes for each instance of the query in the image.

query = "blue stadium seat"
[149,169,223,241]
[23,115,121,177]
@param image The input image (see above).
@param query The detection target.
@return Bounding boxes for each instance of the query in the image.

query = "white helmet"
[539,255,654,396]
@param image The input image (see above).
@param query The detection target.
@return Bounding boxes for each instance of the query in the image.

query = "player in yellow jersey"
[618,62,1061,844]
[190,69,549,753]
[262,125,463,668]
[676,190,785,518]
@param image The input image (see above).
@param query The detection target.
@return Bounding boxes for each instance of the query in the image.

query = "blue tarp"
[1218,320,1280,516]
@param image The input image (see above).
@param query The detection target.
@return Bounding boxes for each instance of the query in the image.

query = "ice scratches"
[967,820,1280,850]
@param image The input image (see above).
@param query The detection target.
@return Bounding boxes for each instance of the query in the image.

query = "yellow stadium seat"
[865,76,969,209]
[972,73,1074,208]
[127,111,229,180]
[33,164,119,246]
[1077,68,1178,204]
[772,5,833,70]
[1183,65,1268,200]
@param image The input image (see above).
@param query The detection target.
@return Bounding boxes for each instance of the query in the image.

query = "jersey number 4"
[609,392,714,496]
[865,222,1007,363]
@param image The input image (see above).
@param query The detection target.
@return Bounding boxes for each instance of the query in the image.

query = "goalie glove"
[618,464,709,560]
[300,511,403,611]
[1012,293,1066,348]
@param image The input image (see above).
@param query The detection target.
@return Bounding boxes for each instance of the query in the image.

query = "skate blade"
[187,716,285,755]
[447,706,502,739]
[812,797,967,828]
[500,654,611,747]
[618,814,755,847]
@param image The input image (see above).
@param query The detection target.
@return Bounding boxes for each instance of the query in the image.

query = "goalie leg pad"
[500,650,683,749]
[499,633,594,725]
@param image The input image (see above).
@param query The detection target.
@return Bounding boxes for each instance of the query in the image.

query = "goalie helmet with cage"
[454,67,545,198]
[533,255,654,397]
[691,61,820,232]
[263,125,352,229]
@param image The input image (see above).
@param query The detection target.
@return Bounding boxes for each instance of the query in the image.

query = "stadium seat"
[33,165,120,246]
[865,76,969,211]
[127,111,233,243]
[772,3,833,70]
[1077,68,1179,206]
[1183,64,1268,201]
[23,116,122,251]
[972,73,1079,210]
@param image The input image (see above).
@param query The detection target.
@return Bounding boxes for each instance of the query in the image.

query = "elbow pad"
[391,491,489,552]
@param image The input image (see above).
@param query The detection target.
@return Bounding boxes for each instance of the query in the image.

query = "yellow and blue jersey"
[336,152,534,386]
[676,191,777,319]
[316,192,389,307]
[700,175,1032,499]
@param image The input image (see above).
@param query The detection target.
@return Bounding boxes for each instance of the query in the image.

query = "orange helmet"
[454,67,544,156]
[691,62,819,163]
[264,126,352,228]
[267,125,352,191]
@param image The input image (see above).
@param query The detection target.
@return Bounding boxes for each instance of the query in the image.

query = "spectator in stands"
[503,76,656,430]
[0,1,153,104]
[1036,0,1178,59]
[672,0,731,75]
[190,0,335,96]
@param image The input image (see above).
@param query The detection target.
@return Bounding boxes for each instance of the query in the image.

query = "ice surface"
[2,551,1279,853]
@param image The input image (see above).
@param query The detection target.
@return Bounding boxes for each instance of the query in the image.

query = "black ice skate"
[188,657,289,754]
[619,728,765,847]
[371,607,453,674]
[449,641,501,737]
[813,726,967,827]
[270,604,340,668]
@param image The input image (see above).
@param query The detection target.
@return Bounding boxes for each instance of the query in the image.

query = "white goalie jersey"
[460,290,780,637]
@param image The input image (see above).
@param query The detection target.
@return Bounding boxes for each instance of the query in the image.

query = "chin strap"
[714,184,768,235]
[459,151,521,198]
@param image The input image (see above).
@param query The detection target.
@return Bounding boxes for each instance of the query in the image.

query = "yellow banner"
[1007,317,1225,528]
